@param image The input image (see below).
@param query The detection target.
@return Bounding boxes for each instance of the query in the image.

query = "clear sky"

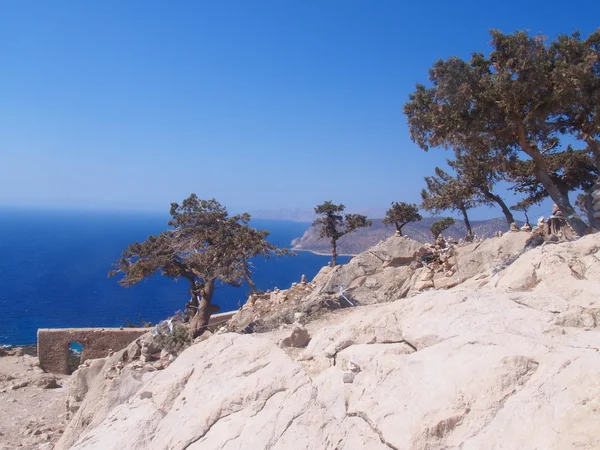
[1,1,598,219]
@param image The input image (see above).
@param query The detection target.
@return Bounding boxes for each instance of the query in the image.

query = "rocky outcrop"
[56,331,180,450]
[228,233,533,333]
[315,235,424,300]
[57,234,600,449]
[454,231,532,280]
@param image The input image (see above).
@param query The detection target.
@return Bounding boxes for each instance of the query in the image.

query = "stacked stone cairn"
[414,236,456,276]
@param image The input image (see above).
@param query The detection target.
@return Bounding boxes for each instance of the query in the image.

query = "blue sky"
[1,1,598,220]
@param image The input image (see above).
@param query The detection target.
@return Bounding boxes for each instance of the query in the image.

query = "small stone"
[348,360,361,373]
[280,326,311,348]
[420,269,434,281]
[33,374,60,389]
[343,371,356,383]
[153,361,165,370]
[194,330,213,344]
[510,222,519,232]
[10,380,30,390]
[293,312,306,321]
[139,391,153,399]
[127,342,142,360]
[415,279,435,291]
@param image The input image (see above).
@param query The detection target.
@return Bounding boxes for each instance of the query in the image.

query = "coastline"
[290,247,358,257]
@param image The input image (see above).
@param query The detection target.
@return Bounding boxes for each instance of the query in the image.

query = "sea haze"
[0,208,348,345]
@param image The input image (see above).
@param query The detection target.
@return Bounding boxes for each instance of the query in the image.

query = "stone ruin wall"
[37,311,237,374]
[37,328,150,374]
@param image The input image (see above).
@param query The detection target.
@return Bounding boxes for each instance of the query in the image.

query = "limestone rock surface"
[58,234,600,450]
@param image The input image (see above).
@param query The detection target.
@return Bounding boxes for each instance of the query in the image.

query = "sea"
[0,208,348,346]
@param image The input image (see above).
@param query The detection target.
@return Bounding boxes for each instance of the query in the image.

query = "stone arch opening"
[67,341,83,374]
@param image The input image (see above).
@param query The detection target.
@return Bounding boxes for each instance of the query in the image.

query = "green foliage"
[405,29,600,236]
[430,218,455,239]
[110,195,287,288]
[313,201,371,266]
[421,167,474,215]
[154,324,192,354]
[110,194,289,336]
[507,147,599,205]
[511,197,537,225]
[549,30,600,168]
[122,314,153,328]
[382,202,422,235]
[421,167,476,238]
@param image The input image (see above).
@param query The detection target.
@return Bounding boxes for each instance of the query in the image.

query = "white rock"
[56,234,600,450]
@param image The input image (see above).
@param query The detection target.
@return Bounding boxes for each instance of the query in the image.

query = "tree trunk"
[189,278,216,339]
[583,192,597,230]
[395,222,404,236]
[243,258,257,294]
[517,128,589,236]
[483,190,515,227]
[331,238,338,267]
[459,205,473,240]
[244,272,257,294]
[532,167,588,236]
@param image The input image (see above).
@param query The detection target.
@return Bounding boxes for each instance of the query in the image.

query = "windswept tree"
[448,151,515,227]
[382,201,422,236]
[511,198,535,227]
[405,29,595,236]
[109,194,287,338]
[421,167,476,240]
[313,201,371,266]
[430,217,455,240]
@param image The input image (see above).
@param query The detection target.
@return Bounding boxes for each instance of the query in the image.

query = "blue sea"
[0,208,348,345]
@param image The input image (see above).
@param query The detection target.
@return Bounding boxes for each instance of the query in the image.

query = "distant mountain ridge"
[291,217,520,255]
[249,207,387,223]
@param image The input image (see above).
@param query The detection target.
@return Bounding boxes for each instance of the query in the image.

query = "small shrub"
[154,324,192,354]
[122,313,153,328]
